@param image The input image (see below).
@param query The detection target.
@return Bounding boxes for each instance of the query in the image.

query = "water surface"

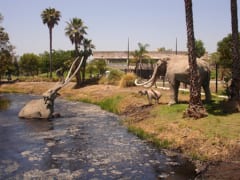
[0,93,196,179]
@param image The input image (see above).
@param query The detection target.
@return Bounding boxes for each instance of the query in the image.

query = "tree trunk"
[49,28,53,79]
[74,43,82,88]
[81,55,88,83]
[230,0,240,101]
[183,0,207,119]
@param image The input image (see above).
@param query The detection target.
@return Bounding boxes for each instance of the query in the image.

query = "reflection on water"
[0,93,196,179]
[0,96,10,110]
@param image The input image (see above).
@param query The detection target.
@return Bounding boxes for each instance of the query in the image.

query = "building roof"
[92,51,188,59]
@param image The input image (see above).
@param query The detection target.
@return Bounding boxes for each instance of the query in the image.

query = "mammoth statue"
[135,55,211,105]
[18,57,83,119]
[138,89,162,105]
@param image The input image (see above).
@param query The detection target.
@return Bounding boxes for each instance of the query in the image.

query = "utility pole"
[175,37,178,55]
[127,38,130,71]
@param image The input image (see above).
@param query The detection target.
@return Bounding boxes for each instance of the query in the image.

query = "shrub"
[119,73,137,88]
[98,69,124,85]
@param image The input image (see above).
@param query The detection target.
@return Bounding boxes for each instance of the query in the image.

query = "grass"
[128,126,173,149]
[97,95,123,114]
[127,97,240,161]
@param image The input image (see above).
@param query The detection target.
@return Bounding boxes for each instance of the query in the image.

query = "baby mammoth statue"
[138,89,162,105]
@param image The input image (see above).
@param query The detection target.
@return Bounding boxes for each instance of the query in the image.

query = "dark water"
[0,93,196,179]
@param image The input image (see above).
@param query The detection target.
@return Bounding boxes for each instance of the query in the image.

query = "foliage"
[19,53,40,76]
[65,18,87,52]
[128,126,172,149]
[38,50,73,74]
[80,38,95,82]
[195,39,206,58]
[0,13,15,80]
[86,59,107,77]
[97,95,123,114]
[98,69,124,85]
[65,17,95,86]
[41,7,61,29]
[131,42,150,64]
[119,73,137,87]
[217,33,240,68]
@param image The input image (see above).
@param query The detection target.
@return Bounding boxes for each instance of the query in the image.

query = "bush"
[119,73,137,88]
[98,69,124,85]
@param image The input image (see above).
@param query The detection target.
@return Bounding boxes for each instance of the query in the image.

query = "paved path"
[0,93,196,179]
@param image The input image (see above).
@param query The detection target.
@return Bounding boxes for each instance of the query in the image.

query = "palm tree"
[41,7,61,78]
[65,18,87,87]
[183,0,207,119]
[229,0,240,102]
[81,38,95,83]
[132,43,149,78]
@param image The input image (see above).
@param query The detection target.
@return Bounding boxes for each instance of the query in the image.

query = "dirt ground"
[1,81,240,179]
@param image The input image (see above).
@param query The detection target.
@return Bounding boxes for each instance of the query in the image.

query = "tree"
[217,33,240,69]
[183,0,207,119]
[132,43,149,63]
[132,43,150,78]
[38,50,73,74]
[19,53,40,76]
[86,59,107,78]
[81,38,95,82]
[65,18,87,87]
[0,13,14,81]
[195,39,206,58]
[229,0,240,102]
[41,7,61,78]
[94,59,107,75]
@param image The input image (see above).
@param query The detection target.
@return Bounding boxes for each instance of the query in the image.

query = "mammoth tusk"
[134,78,154,86]
[65,57,80,81]
[134,62,159,87]
[62,57,84,87]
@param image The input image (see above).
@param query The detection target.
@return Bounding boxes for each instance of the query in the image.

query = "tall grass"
[97,95,123,114]
[119,73,136,87]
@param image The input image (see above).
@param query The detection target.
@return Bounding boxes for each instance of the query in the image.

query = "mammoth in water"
[18,57,83,119]
[135,55,211,105]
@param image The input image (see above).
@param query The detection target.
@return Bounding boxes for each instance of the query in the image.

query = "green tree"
[132,42,149,64]
[216,33,239,69]
[65,18,88,87]
[81,39,95,82]
[157,47,166,52]
[0,13,14,80]
[41,7,61,78]
[39,50,73,74]
[87,59,107,75]
[195,39,206,58]
[183,0,207,119]
[132,43,150,78]
[19,53,40,76]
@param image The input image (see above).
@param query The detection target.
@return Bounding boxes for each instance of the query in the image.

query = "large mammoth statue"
[135,55,211,105]
[18,57,83,119]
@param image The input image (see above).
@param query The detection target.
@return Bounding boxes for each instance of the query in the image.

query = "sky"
[0,0,236,56]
